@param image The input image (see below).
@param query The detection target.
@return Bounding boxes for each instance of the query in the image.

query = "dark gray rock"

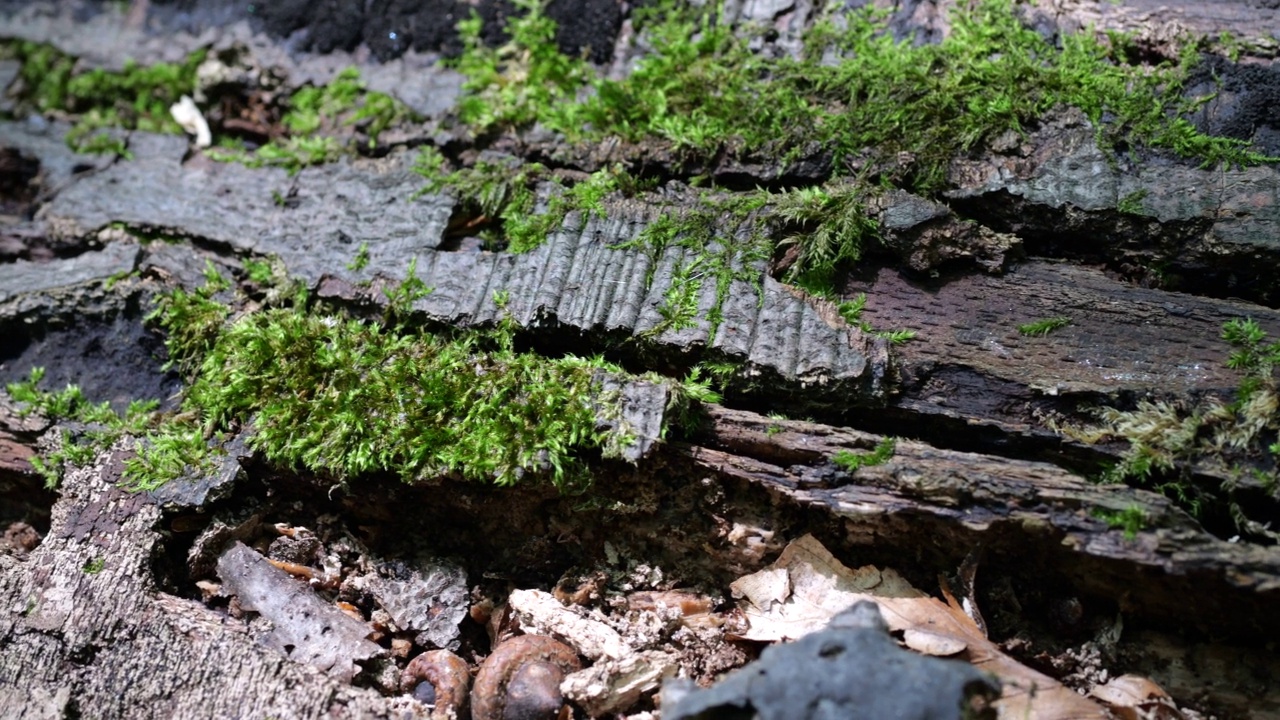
[664,601,1000,720]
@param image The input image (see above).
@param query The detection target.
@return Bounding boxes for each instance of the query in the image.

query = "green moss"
[1117,189,1149,215]
[452,0,593,133]
[429,0,1268,345]
[179,315,618,487]
[835,291,917,344]
[771,183,879,293]
[123,424,217,492]
[243,258,275,284]
[1223,317,1280,377]
[1018,317,1072,337]
[451,0,1272,188]
[1092,504,1148,539]
[420,156,917,341]
[73,131,132,159]
[1,41,205,154]
[347,242,371,272]
[207,67,416,174]
[1063,318,1280,538]
[5,366,162,488]
[117,266,692,491]
[833,437,897,472]
[663,364,723,434]
[145,260,232,379]
[82,557,106,574]
[414,149,629,253]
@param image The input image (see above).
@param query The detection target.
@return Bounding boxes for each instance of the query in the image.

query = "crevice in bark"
[949,189,1280,308]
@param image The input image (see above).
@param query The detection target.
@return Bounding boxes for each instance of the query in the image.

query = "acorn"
[471,635,581,720]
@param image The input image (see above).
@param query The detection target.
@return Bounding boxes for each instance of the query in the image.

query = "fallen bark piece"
[0,445,424,718]
[0,242,137,303]
[560,650,678,717]
[730,535,1108,720]
[664,600,1000,720]
[347,555,469,651]
[216,541,381,682]
[508,588,630,661]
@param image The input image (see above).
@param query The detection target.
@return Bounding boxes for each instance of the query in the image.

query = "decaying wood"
[849,259,1280,454]
[4,0,1280,718]
[688,405,1280,640]
[0,445,421,719]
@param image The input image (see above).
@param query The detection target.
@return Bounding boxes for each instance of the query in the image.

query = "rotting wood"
[0,445,426,719]
[684,405,1280,641]
[3,0,1280,718]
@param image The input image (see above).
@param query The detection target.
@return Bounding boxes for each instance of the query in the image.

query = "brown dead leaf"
[1089,675,1187,720]
[730,534,1109,720]
[903,628,968,656]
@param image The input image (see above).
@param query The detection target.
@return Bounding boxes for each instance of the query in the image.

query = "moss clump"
[451,0,1272,189]
[1018,317,1072,337]
[453,0,593,133]
[1092,504,1148,540]
[414,148,628,253]
[208,67,416,174]
[1,41,205,154]
[181,308,622,486]
[5,366,161,488]
[117,264,707,491]
[833,437,897,472]
[145,260,232,379]
[1062,318,1280,539]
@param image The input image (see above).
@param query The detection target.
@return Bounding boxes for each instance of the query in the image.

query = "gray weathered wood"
[0,444,425,719]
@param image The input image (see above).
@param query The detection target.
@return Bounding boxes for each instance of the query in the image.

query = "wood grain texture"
[0,445,422,720]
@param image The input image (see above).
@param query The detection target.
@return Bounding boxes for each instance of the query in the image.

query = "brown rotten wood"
[685,406,1280,641]
[840,259,1280,504]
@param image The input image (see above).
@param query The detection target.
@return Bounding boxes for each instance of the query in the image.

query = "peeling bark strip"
[686,406,1280,640]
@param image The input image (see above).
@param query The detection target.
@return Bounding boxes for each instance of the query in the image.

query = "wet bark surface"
[3,1,1280,719]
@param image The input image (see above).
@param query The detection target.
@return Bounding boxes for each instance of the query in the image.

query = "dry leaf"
[903,628,968,656]
[731,534,1109,720]
[1089,674,1187,720]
